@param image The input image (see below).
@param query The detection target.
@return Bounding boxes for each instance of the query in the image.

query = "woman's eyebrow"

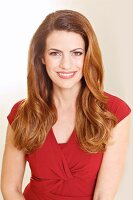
[48,48,84,52]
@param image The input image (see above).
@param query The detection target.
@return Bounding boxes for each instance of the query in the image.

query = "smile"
[57,72,77,79]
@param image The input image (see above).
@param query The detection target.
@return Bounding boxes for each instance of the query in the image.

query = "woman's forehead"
[45,30,85,50]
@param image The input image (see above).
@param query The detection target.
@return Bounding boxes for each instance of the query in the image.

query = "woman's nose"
[59,55,72,70]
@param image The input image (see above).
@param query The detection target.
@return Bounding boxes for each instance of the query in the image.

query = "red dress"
[7,92,131,200]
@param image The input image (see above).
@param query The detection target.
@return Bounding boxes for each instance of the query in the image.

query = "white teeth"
[58,73,74,76]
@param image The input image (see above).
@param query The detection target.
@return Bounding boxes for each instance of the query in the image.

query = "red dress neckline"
[51,127,75,146]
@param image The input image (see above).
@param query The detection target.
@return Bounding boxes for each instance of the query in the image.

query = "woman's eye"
[73,52,83,56]
[49,52,60,56]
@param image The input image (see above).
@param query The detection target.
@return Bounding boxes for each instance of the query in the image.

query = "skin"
[42,30,85,109]
[1,124,26,199]
[42,30,86,143]
[93,115,131,200]
[1,30,131,199]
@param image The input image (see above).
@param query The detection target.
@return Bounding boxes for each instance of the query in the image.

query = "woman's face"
[42,30,85,90]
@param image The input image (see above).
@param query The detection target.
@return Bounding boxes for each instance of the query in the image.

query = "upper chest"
[52,110,76,144]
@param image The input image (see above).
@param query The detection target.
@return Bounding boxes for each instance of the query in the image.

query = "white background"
[0,0,133,199]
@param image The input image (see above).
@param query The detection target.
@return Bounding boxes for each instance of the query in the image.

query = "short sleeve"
[7,99,25,125]
[105,92,131,123]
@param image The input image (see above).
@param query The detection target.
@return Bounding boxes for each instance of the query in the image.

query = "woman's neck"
[53,83,81,110]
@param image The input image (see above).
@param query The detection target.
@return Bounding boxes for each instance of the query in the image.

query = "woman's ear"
[41,58,45,64]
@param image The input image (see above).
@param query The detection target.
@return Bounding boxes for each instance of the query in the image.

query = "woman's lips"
[57,72,77,79]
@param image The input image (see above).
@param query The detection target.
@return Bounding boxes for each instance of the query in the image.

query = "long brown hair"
[11,10,117,154]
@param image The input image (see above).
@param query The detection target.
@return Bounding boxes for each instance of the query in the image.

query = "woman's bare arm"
[93,114,131,200]
[1,123,26,200]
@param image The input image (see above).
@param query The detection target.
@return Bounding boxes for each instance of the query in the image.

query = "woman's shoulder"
[104,91,131,123]
[7,99,25,125]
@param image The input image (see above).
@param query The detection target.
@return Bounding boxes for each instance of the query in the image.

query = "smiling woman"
[41,31,85,90]
[1,9,131,200]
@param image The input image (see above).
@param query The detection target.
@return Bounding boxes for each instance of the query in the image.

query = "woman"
[1,9,131,200]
